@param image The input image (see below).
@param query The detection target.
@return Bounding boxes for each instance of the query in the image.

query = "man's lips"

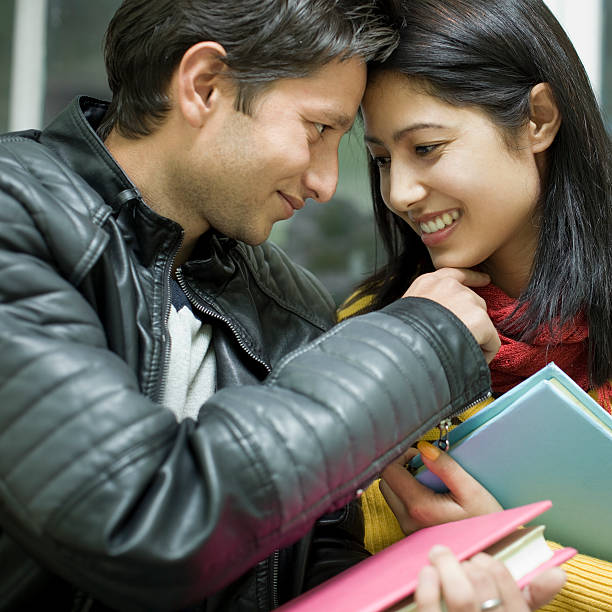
[279,192,304,211]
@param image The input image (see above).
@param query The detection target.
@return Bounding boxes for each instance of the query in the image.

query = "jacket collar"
[40,96,184,265]
[40,96,137,212]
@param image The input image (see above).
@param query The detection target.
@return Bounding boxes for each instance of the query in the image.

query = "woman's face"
[361,71,542,294]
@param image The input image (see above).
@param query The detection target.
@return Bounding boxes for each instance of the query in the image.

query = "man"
[0,1,561,611]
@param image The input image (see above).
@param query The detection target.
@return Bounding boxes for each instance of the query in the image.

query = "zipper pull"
[435,418,452,452]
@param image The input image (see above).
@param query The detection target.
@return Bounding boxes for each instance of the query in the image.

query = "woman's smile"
[418,211,460,247]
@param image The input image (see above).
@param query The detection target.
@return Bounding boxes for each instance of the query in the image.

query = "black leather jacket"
[0,97,491,611]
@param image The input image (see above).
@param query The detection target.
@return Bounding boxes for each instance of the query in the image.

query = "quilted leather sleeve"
[0,147,490,611]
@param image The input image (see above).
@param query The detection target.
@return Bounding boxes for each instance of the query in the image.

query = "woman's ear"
[175,41,232,128]
[528,83,561,153]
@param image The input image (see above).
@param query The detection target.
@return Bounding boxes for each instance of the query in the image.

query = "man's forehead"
[248,56,364,131]
[288,58,366,128]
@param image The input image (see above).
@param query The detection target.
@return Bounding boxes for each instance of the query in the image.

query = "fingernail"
[418,564,439,585]
[521,584,531,601]
[428,544,450,559]
[417,441,441,461]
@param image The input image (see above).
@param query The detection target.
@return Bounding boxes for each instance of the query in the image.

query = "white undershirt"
[162,280,216,422]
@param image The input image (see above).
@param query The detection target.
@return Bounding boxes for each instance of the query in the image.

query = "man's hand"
[402,268,500,363]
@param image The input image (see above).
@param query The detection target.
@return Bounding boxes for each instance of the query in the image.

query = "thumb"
[522,568,567,610]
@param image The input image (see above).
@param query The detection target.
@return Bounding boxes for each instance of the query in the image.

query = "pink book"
[278,500,575,612]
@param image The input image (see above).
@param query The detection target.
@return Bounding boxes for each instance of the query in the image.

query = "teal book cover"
[412,363,612,559]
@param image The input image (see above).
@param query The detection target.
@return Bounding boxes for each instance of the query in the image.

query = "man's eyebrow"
[320,109,354,132]
[364,122,446,145]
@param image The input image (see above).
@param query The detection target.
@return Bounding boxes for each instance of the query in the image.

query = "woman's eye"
[374,156,391,170]
[415,143,441,156]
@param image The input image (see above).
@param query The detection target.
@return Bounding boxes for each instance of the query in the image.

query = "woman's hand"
[416,545,566,611]
[380,442,502,535]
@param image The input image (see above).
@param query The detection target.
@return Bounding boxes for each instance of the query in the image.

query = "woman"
[343,0,612,610]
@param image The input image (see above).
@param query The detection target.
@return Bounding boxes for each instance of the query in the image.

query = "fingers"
[379,466,437,534]
[428,545,480,612]
[380,443,502,534]
[401,268,500,363]
[465,554,565,612]
[433,268,491,288]
[521,568,566,611]
[459,269,493,288]
[405,267,491,290]
[467,553,525,611]
[417,442,503,516]
[393,446,421,466]
[380,457,470,533]
[402,268,490,299]
[414,565,443,612]
[473,325,500,364]
[416,549,565,612]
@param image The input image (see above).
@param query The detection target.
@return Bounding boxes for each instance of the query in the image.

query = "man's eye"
[415,143,441,156]
[374,156,391,170]
[314,123,326,135]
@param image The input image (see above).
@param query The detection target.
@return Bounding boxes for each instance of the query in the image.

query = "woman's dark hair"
[354,0,612,385]
[97,0,399,139]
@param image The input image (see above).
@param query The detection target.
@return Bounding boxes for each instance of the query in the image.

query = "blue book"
[410,363,612,559]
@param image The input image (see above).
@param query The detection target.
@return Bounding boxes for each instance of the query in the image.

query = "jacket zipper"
[271,549,280,609]
[174,269,271,374]
[176,268,278,607]
[153,235,183,404]
[434,390,492,451]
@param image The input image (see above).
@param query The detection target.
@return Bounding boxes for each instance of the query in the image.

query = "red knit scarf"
[474,283,612,414]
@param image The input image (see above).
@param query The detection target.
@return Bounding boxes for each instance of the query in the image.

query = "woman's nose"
[387,165,428,212]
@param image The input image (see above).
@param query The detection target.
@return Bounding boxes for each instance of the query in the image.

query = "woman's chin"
[431,257,482,271]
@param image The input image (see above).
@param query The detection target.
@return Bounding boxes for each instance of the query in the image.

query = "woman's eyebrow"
[364,122,446,145]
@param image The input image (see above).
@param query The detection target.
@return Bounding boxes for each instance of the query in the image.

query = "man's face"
[174,57,367,245]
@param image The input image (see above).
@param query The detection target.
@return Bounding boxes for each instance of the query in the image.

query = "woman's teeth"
[420,210,459,234]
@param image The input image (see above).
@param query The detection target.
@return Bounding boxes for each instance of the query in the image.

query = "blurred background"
[2,0,610,304]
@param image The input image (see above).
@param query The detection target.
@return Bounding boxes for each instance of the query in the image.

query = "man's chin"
[230,226,272,247]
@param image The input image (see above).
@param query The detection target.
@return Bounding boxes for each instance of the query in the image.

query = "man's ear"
[175,41,232,128]
[527,83,561,153]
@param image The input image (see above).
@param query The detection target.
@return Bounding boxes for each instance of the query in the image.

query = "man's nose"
[302,144,340,203]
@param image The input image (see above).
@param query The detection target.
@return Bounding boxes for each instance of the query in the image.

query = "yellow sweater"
[338,299,612,611]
